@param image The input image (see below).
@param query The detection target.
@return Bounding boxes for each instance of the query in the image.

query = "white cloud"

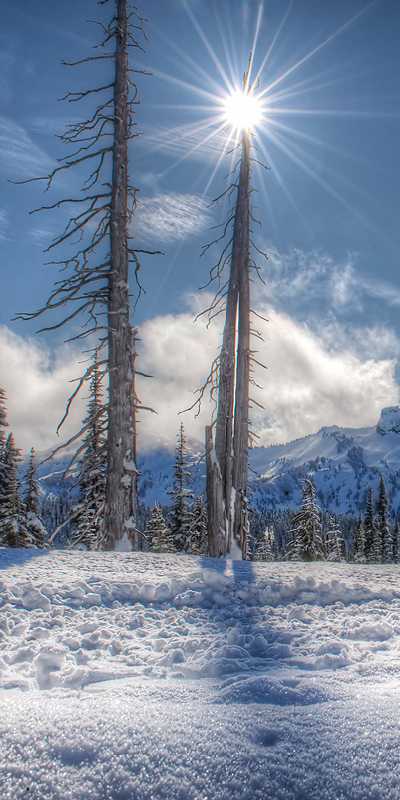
[0,208,8,241]
[0,326,85,456]
[1,300,398,458]
[262,245,400,314]
[132,192,211,245]
[136,304,399,448]
[0,117,53,178]
[247,307,399,445]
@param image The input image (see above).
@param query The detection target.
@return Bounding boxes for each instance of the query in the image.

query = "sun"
[224,89,262,131]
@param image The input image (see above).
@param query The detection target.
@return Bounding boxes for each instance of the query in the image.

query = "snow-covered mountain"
[35,407,400,519]
[250,406,400,517]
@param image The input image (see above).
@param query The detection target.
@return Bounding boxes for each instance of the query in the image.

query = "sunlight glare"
[224,90,262,130]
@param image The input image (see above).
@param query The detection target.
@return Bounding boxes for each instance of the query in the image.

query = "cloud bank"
[1,296,398,457]
[137,306,399,448]
[0,326,85,455]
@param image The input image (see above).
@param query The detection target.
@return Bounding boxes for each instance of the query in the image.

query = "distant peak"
[376,406,400,436]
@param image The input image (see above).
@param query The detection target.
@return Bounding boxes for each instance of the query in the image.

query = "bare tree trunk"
[206,426,226,557]
[104,0,137,549]
[214,229,239,554]
[233,129,250,554]
[208,126,251,558]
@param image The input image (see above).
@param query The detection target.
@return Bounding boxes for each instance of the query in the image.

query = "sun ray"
[136,0,395,260]
[258,1,380,102]
[159,120,232,178]
[264,125,370,228]
[151,67,228,106]
[182,0,235,95]
[262,116,363,164]
[252,0,294,88]
[255,136,313,237]
[250,3,264,63]
[152,26,234,102]
[202,128,238,197]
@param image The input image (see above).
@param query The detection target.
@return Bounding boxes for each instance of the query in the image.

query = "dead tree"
[209,124,251,558]
[195,59,267,558]
[14,1,157,549]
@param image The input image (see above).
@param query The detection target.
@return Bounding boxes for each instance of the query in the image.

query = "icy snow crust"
[2,551,400,798]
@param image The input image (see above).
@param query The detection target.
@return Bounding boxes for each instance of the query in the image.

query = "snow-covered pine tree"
[0,433,32,547]
[364,485,374,562]
[69,358,107,551]
[377,474,392,563]
[41,491,74,548]
[370,520,382,563]
[186,496,208,555]
[24,448,47,548]
[168,423,194,552]
[392,520,400,563]
[0,384,8,448]
[286,479,324,561]
[255,527,274,562]
[353,515,366,563]
[0,384,9,491]
[145,503,175,553]
[325,515,344,562]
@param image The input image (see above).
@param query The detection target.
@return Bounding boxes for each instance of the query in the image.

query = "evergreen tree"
[255,528,274,562]
[287,479,324,561]
[377,475,391,563]
[353,515,366,563]
[0,384,9,492]
[186,497,208,555]
[24,448,46,548]
[0,433,32,547]
[371,520,382,563]
[41,490,74,548]
[392,520,400,563]
[146,503,175,553]
[0,385,8,449]
[325,515,344,562]
[364,485,375,562]
[69,359,107,551]
[168,423,194,551]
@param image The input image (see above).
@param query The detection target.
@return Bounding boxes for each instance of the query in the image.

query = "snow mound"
[216,674,327,705]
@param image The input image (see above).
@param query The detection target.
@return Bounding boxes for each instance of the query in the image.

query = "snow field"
[1,551,400,692]
[2,551,400,798]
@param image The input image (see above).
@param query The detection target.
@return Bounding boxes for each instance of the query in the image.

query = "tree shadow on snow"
[199,555,255,585]
[0,548,50,571]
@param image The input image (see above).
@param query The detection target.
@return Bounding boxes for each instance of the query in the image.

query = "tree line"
[249,477,400,564]
[2,363,399,565]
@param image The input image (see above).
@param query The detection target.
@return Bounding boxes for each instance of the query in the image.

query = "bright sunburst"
[148,1,385,230]
[224,89,262,131]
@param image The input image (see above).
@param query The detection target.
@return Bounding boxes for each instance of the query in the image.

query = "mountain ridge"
[34,407,400,520]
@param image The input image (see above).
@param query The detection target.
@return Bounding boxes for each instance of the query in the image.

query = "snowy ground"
[2,551,400,799]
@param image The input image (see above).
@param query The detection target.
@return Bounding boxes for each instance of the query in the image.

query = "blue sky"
[1,0,400,453]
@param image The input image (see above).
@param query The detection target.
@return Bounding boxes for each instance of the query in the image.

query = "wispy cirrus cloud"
[0,209,8,241]
[261,245,400,315]
[0,117,53,179]
[132,192,211,245]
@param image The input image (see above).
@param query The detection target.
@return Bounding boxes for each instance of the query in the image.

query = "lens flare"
[224,90,262,130]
